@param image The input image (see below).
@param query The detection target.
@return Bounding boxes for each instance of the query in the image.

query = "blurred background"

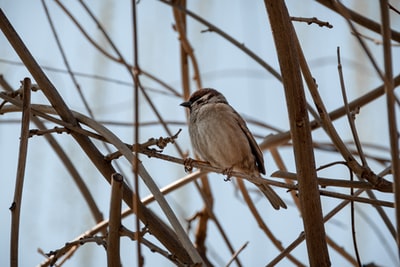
[0,0,399,266]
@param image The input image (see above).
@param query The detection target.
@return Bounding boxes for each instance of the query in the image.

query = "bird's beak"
[180,101,191,108]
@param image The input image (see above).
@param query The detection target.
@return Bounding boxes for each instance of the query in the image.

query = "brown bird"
[181,88,286,209]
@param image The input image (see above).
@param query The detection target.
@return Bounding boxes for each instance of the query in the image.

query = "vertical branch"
[171,0,202,90]
[380,0,399,255]
[337,47,367,167]
[172,2,215,263]
[173,0,190,100]
[131,0,143,265]
[264,1,330,266]
[336,47,362,266]
[107,173,123,267]
[10,77,31,267]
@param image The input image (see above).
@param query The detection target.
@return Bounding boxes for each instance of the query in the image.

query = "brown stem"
[379,0,400,255]
[264,1,330,266]
[10,78,31,267]
[107,173,123,267]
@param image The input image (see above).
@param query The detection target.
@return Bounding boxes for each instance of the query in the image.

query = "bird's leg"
[222,167,233,181]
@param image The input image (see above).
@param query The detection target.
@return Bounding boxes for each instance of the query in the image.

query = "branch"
[264,1,330,266]
[10,78,31,267]
[107,173,123,267]
[379,0,400,256]
[290,16,333,28]
[225,241,249,267]
[42,236,106,266]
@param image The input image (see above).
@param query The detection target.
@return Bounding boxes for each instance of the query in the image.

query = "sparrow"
[181,88,286,209]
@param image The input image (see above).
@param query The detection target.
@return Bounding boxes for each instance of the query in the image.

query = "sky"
[0,0,399,266]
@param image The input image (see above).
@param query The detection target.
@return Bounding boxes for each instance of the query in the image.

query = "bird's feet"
[222,167,233,181]
[183,158,194,173]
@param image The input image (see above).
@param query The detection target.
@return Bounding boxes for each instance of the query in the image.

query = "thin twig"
[379,0,400,257]
[315,0,400,42]
[43,236,107,266]
[290,16,333,28]
[41,0,94,116]
[120,226,184,265]
[272,170,380,190]
[53,0,119,62]
[337,46,368,167]
[332,1,384,80]
[172,0,202,89]
[225,241,249,267]
[131,0,143,265]
[337,46,362,265]
[10,78,31,267]
[351,31,400,46]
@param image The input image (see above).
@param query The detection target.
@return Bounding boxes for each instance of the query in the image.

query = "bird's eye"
[195,99,204,105]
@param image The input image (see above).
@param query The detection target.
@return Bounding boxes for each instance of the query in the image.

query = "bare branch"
[10,78,31,267]
[291,16,333,28]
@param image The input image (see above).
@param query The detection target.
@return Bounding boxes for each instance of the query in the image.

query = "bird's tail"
[258,183,287,210]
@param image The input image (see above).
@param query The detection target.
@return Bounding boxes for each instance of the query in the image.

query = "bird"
[181,88,286,210]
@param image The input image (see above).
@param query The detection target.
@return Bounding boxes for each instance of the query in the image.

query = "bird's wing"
[235,111,266,174]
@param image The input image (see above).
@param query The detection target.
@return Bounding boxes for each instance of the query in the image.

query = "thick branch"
[264,1,330,266]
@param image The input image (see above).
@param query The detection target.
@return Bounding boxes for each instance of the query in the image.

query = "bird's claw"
[183,158,194,173]
[222,167,233,181]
